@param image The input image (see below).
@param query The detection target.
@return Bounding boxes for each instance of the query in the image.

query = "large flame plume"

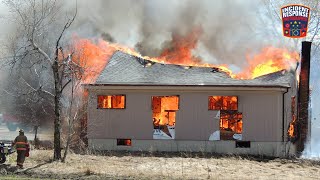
[72,37,117,83]
[73,31,300,82]
[237,47,300,79]
[159,28,203,65]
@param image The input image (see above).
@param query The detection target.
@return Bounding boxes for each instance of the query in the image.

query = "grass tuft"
[84,167,94,176]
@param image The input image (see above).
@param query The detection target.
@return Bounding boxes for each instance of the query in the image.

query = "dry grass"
[2,150,320,179]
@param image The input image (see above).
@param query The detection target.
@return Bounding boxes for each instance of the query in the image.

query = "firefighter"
[12,129,29,169]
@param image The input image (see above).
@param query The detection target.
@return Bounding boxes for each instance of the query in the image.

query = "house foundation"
[89,139,296,157]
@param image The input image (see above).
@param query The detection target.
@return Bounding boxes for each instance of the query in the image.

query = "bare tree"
[0,66,54,131]
[263,0,320,50]
[61,77,87,162]
[3,0,78,160]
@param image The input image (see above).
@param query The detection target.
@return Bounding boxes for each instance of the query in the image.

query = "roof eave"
[82,83,290,92]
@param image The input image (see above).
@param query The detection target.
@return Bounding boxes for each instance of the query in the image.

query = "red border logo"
[281,4,310,38]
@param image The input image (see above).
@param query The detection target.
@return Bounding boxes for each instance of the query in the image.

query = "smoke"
[0,2,13,54]
[67,0,287,69]
[0,3,8,39]
[0,0,299,69]
[0,2,13,92]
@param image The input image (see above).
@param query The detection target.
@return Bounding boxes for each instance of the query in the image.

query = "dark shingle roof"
[94,51,294,87]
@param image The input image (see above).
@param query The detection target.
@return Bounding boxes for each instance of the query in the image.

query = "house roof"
[93,51,294,88]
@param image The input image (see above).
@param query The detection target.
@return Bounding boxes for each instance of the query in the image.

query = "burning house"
[83,48,301,157]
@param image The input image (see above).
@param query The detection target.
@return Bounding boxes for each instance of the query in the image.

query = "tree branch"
[60,79,72,93]
[30,38,52,64]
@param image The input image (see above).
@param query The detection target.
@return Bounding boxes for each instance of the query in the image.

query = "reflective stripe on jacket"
[14,135,28,150]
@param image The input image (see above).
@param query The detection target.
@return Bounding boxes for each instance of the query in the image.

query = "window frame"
[151,95,180,110]
[219,110,243,134]
[97,94,126,109]
[151,95,179,140]
[208,96,238,111]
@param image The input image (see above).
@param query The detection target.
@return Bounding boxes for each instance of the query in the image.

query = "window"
[220,111,243,140]
[208,96,238,110]
[208,96,242,140]
[235,141,250,148]
[152,96,179,140]
[117,139,131,146]
[97,95,125,109]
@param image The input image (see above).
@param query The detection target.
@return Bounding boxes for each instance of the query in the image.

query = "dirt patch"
[1,150,320,179]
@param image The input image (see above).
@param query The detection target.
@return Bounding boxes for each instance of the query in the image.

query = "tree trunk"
[34,125,39,149]
[53,61,62,160]
[62,75,75,163]
[62,122,72,162]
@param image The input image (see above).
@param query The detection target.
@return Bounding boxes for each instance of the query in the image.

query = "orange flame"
[72,32,300,82]
[159,28,202,65]
[288,96,296,139]
[220,112,243,134]
[72,37,117,83]
[152,96,179,126]
[237,47,300,79]
[288,117,296,138]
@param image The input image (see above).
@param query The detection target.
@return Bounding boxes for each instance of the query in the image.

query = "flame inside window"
[152,96,179,139]
[208,96,238,110]
[219,111,243,140]
[208,96,242,140]
[220,111,243,136]
[97,95,125,109]
[152,96,179,127]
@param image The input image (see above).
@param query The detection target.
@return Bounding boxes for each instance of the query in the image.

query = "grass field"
[1,150,320,179]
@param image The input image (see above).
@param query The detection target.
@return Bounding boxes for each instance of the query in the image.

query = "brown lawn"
[1,150,320,179]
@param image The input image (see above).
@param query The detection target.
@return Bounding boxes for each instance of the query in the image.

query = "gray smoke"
[0,0,306,71]
[0,2,12,53]
[66,0,288,69]
[0,0,300,69]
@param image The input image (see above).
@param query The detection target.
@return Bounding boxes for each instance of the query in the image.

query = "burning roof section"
[94,51,294,87]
